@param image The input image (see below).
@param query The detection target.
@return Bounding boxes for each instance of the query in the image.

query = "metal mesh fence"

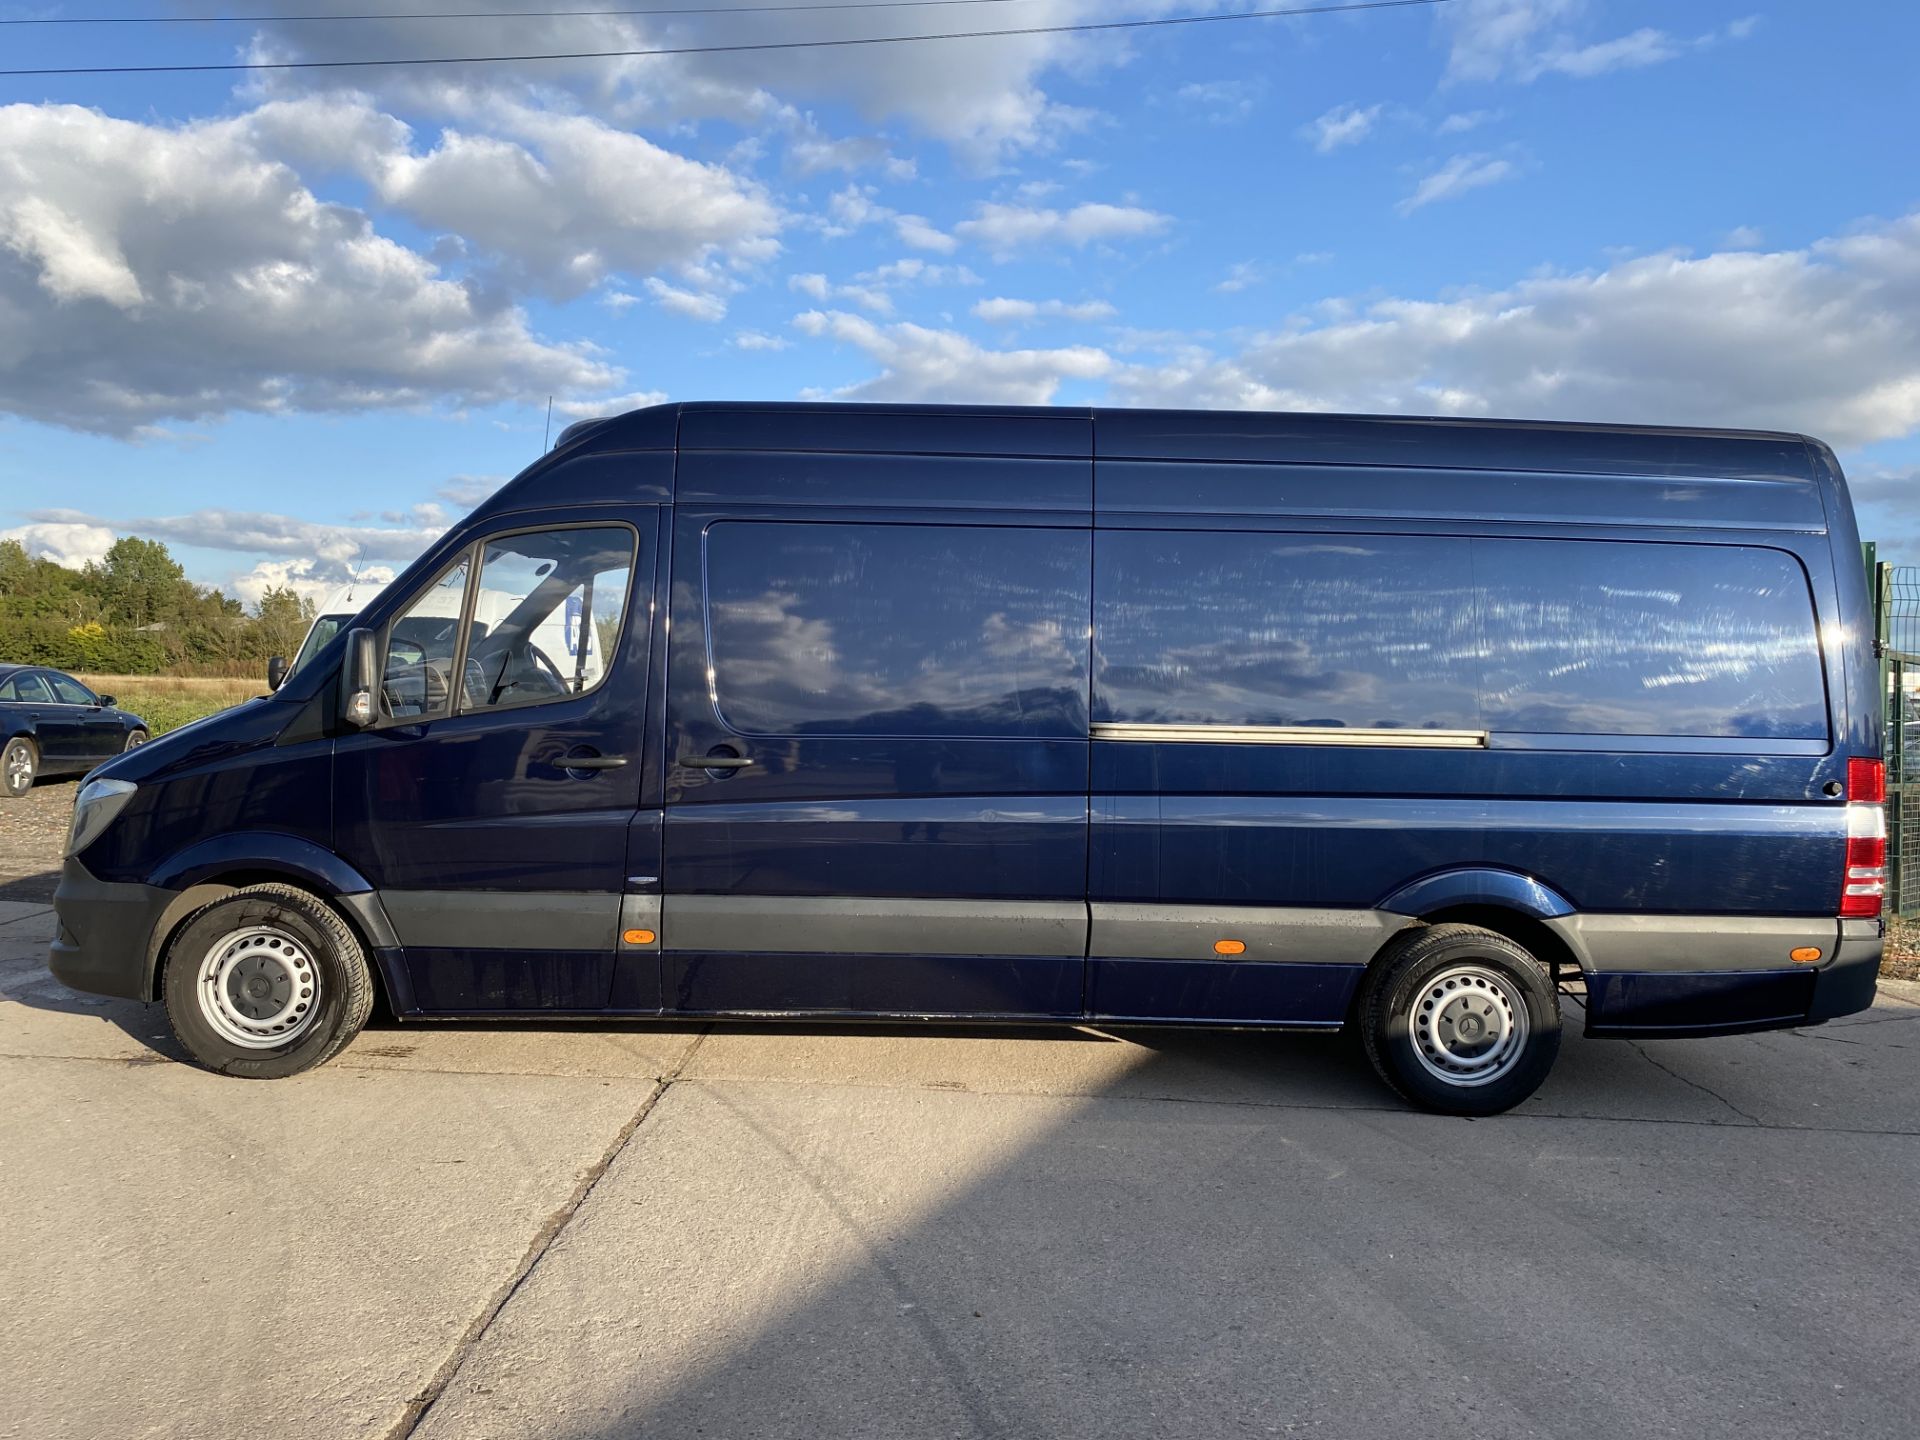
[1877,561,1920,916]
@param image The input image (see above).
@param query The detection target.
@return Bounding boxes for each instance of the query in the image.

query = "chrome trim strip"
[1090,722,1488,749]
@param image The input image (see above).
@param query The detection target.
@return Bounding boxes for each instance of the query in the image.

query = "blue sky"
[1,0,1916,602]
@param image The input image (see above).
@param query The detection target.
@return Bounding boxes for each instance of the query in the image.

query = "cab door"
[333,508,658,1011]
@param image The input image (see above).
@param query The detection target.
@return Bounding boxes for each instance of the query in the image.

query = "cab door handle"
[564,755,629,771]
[676,755,754,769]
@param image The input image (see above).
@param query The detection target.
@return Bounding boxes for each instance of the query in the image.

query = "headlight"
[68,778,137,857]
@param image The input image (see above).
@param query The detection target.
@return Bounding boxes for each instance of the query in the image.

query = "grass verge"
[77,674,263,736]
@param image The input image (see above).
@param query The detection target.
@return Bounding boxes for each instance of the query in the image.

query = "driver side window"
[380,527,635,724]
[462,527,635,714]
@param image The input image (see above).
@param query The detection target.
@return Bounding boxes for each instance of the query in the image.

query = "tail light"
[1841,757,1887,919]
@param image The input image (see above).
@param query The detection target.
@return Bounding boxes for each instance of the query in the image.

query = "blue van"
[47,404,1885,1114]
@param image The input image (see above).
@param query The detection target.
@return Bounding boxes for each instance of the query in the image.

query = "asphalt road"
[2,810,1917,1438]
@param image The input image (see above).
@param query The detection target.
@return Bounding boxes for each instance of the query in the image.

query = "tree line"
[0,537,315,676]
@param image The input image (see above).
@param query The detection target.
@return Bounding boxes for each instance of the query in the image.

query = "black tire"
[161,883,374,1078]
[124,729,149,751]
[3,736,36,798]
[1357,924,1561,1116]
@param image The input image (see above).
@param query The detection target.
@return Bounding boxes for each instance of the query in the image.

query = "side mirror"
[340,628,378,728]
[266,656,287,692]
[98,695,116,709]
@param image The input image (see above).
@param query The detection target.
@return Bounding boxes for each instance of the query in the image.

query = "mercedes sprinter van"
[49,404,1884,1114]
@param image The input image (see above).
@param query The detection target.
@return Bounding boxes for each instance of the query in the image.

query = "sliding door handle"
[563,755,629,771]
[676,754,754,770]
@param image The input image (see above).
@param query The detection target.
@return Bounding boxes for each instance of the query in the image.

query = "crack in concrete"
[1625,1040,1764,1125]
[384,1024,710,1440]
[1792,1028,1911,1052]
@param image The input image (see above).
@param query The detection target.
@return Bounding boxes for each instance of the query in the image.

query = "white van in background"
[274,580,389,690]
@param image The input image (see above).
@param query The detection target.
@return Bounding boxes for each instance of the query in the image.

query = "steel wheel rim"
[195,925,322,1049]
[4,743,30,794]
[1408,963,1531,1089]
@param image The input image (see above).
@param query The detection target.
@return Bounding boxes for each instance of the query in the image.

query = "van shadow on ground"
[403,1003,1918,1440]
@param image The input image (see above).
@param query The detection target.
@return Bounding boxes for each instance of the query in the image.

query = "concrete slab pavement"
[411,1071,1920,1440]
[5,892,1918,1440]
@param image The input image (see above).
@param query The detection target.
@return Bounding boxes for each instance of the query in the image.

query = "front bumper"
[48,856,172,1002]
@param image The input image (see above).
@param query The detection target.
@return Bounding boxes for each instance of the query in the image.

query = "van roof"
[540,401,1821,481]
[470,401,1834,532]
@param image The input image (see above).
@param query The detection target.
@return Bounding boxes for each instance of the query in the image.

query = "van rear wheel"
[1358,924,1561,1116]
[162,883,373,1078]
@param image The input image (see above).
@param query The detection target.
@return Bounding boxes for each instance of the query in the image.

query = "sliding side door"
[660,447,1092,1017]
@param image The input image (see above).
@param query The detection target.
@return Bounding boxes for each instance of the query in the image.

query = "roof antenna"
[544,395,554,451]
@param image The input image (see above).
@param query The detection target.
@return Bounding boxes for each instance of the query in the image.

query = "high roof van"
[49,403,1884,1114]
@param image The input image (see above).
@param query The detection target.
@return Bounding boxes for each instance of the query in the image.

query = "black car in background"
[1,665,148,798]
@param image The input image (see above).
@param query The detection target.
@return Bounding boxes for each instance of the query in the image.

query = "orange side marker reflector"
[1790,947,1821,963]
[623,929,656,946]
[1214,939,1247,956]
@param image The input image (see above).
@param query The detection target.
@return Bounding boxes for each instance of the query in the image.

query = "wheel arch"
[1361,868,1587,1010]
[142,839,404,1013]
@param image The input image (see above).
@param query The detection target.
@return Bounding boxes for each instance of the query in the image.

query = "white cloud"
[1112,212,1920,451]
[12,505,446,601]
[0,520,117,570]
[973,297,1118,324]
[1441,0,1585,83]
[238,0,1193,166]
[785,127,910,179]
[1177,79,1264,123]
[1438,108,1500,135]
[1724,225,1765,250]
[894,214,958,254]
[1303,102,1384,153]
[1535,26,1681,78]
[553,390,668,420]
[785,259,977,317]
[733,331,792,352]
[955,202,1171,258]
[1398,154,1517,214]
[229,556,397,610]
[857,258,979,289]
[1441,1,1757,85]
[793,309,1112,404]
[254,96,781,301]
[811,184,956,255]
[643,276,728,322]
[1213,262,1268,295]
[0,102,616,436]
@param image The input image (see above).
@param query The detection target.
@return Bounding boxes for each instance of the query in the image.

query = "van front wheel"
[1358,924,1561,1116]
[162,884,374,1078]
